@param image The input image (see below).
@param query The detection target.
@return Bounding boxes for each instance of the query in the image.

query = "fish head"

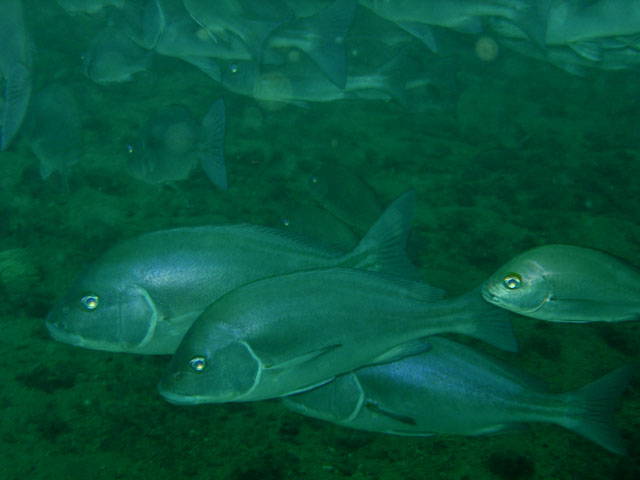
[481,256,552,316]
[45,267,159,353]
[158,316,260,404]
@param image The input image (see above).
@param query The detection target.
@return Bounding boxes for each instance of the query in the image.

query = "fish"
[490,1,640,62]
[152,0,248,79]
[82,27,153,84]
[545,0,640,58]
[46,191,420,354]
[0,0,32,151]
[283,336,634,456]
[482,244,640,323]
[158,273,516,405]
[265,0,358,88]
[126,98,227,189]
[359,0,553,49]
[277,204,360,252]
[221,52,421,108]
[182,0,295,59]
[307,163,383,233]
[24,84,83,186]
[56,0,125,16]
[497,36,640,75]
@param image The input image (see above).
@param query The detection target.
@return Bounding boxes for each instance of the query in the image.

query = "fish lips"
[480,282,503,305]
[45,313,85,347]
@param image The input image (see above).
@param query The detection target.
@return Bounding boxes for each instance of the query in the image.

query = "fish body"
[182,0,294,58]
[127,98,227,189]
[359,0,551,47]
[308,163,383,232]
[83,27,152,84]
[482,244,640,322]
[546,0,640,46]
[158,272,515,404]
[284,336,634,455]
[46,192,418,354]
[0,0,32,150]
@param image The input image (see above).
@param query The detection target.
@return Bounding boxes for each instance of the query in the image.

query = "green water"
[0,2,638,479]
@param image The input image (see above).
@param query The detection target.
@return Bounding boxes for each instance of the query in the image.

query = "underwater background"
[1,1,640,479]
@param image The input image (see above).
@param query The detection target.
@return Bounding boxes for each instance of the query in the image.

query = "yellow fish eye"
[189,356,207,373]
[80,294,99,310]
[503,273,522,290]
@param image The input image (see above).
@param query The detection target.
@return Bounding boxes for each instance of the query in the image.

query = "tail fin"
[1,62,32,151]
[198,98,227,190]
[566,363,635,455]
[293,0,357,88]
[510,0,552,50]
[455,288,519,352]
[342,190,422,280]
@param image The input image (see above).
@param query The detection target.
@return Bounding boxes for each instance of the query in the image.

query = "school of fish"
[3,0,637,459]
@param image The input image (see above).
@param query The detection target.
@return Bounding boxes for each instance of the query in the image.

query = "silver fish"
[482,244,640,323]
[126,98,227,189]
[83,27,152,84]
[46,191,419,354]
[158,272,516,404]
[284,336,634,456]
[0,0,32,151]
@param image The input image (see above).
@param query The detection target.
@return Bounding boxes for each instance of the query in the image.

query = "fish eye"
[80,294,99,310]
[126,144,134,154]
[189,356,207,373]
[310,176,318,184]
[503,273,522,290]
[229,63,238,74]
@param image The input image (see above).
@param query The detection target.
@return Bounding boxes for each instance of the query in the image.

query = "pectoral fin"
[370,340,431,365]
[264,344,342,370]
[366,401,417,426]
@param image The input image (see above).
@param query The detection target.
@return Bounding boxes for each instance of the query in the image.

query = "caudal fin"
[457,288,518,352]
[198,98,227,190]
[566,363,635,455]
[291,0,357,88]
[2,62,32,151]
[344,190,422,280]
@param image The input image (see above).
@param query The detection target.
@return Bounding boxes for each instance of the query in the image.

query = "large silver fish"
[126,98,227,189]
[46,191,419,354]
[158,270,516,405]
[0,0,32,151]
[284,336,634,456]
[482,244,640,322]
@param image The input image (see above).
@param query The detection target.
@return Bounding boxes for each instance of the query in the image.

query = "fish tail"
[565,363,635,455]
[463,296,518,353]
[347,190,422,280]
[293,0,357,88]
[198,98,227,190]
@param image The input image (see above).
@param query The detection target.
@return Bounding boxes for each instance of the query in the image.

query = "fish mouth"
[157,388,202,406]
[45,319,85,346]
[480,283,502,304]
